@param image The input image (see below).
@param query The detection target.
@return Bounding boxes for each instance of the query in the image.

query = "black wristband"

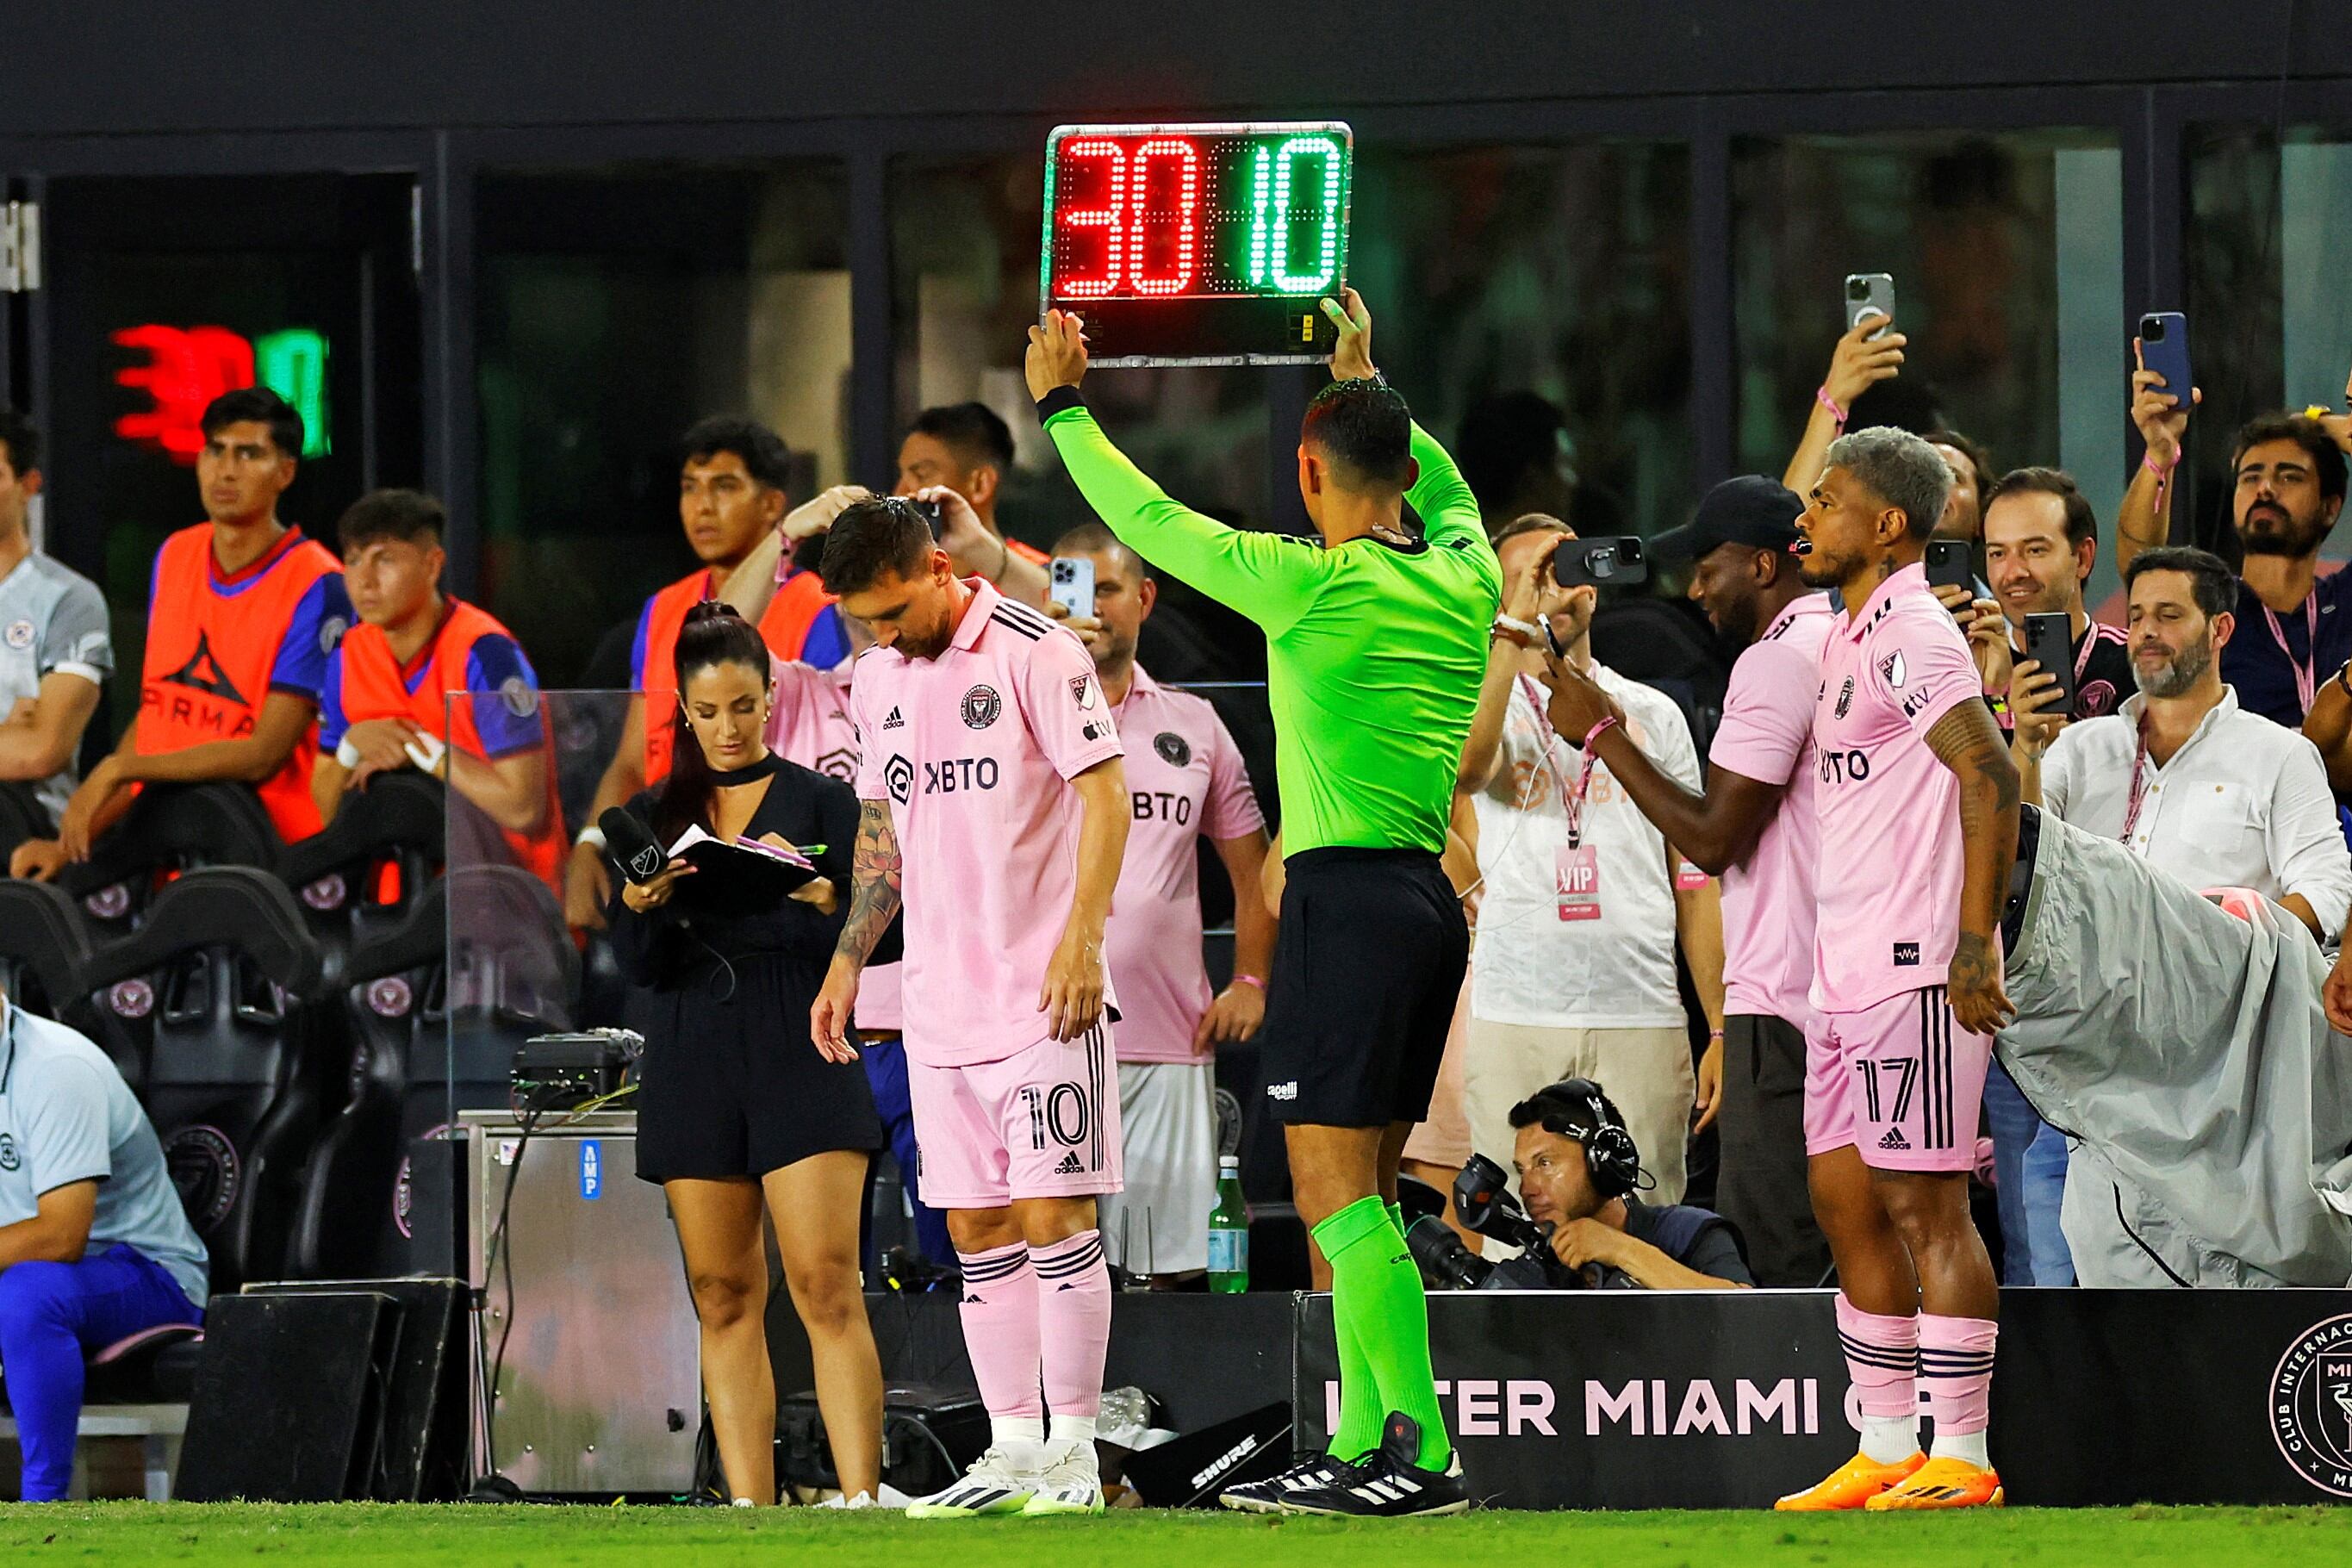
[1035,386,1088,421]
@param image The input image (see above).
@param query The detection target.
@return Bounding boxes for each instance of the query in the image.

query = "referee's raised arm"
[1029,308,1323,632]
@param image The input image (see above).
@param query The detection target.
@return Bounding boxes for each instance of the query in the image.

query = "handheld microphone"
[599,806,669,885]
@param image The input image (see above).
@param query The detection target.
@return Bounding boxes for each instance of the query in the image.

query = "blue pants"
[861,1036,952,1266]
[1982,1061,2075,1285]
[0,1244,203,1501]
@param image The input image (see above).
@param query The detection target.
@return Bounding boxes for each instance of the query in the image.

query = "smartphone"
[2024,612,2076,719]
[907,497,944,537]
[2139,311,2192,404]
[1551,535,1647,589]
[1845,272,1896,341]
[1049,555,1097,619]
[1925,538,1974,594]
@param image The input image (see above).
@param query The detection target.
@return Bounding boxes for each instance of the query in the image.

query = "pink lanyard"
[2119,715,2154,843]
[2262,599,2321,713]
[1516,675,1600,847]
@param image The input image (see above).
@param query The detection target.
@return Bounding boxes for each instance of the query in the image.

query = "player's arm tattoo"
[834,799,903,968]
[1926,695,2020,964]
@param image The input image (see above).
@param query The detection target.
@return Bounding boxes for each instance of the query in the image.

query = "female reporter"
[607,601,887,1508]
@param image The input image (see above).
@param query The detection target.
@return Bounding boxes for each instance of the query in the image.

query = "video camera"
[1405,1154,1569,1291]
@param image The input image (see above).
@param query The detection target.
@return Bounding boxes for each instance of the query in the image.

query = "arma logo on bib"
[2270,1313,2352,1496]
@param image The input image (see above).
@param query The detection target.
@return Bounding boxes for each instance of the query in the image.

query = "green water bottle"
[1208,1154,1250,1293]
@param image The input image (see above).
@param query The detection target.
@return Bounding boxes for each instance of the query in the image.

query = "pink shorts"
[1805,986,1989,1173]
[905,1024,1123,1207]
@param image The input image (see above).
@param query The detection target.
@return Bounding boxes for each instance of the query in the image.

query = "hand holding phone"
[1048,556,1097,619]
[1925,538,1974,593]
[1551,536,1647,589]
[2022,612,2076,719]
[1845,273,1896,342]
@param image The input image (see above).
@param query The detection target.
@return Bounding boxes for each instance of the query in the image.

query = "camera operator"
[1509,1080,1752,1290]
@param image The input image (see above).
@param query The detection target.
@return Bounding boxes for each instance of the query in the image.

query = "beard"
[2135,630,2214,699]
[1712,594,1760,647]
[2238,503,2330,558]
[1795,543,1851,590]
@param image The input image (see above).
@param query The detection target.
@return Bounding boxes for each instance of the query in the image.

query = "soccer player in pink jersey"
[1540,475,1835,1288]
[1051,522,1277,1286]
[809,494,1132,1519]
[1783,426,2020,1512]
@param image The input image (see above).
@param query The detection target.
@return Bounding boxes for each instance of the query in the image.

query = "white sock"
[731,1496,755,1508]
[1932,1428,1990,1468]
[1860,1414,1920,1465]
[1051,1415,1099,1448]
[992,1416,1046,1455]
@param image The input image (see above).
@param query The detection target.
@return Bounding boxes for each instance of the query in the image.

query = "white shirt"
[1469,661,1701,1030]
[2042,686,2352,936]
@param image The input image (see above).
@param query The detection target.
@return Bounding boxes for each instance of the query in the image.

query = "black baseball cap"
[1649,475,1803,563]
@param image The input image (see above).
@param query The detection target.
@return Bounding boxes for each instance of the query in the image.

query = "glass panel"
[37,173,420,734]
[476,165,849,688]
[1349,141,1692,540]
[1733,131,2125,600]
[2187,124,2352,562]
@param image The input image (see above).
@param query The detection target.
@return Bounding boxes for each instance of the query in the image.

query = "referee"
[1028,291,1498,1519]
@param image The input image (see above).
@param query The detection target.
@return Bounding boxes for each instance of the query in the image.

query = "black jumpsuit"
[608,756,882,1183]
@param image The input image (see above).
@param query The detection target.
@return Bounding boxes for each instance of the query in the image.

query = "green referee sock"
[1320,1207,1409,1459]
[1314,1195,1451,1472]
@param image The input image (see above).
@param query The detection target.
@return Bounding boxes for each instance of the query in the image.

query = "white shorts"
[1098,1060,1216,1275]
[905,1024,1123,1208]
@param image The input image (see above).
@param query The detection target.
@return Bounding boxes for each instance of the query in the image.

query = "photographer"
[1509,1080,1752,1290]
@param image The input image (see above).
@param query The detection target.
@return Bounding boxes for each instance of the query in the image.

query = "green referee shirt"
[1042,395,1501,856]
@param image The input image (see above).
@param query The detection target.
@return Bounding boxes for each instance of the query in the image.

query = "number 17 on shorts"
[904,1026,1126,1207]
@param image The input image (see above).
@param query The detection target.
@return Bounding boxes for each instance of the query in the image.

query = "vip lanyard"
[1516,675,1600,848]
[2119,715,2153,843]
[2261,598,2321,714]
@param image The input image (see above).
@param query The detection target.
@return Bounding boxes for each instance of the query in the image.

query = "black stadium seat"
[57,782,282,941]
[277,771,449,988]
[0,879,147,1090]
[77,868,340,1292]
[289,880,447,1279]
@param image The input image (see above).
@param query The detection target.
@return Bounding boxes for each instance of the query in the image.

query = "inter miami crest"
[2270,1313,2352,1497]
[163,631,248,706]
[1834,676,1855,719]
[1154,731,1192,768]
[961,685,1001,731]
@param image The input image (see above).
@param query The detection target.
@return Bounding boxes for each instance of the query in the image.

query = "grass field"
[3,1503,2349,1566]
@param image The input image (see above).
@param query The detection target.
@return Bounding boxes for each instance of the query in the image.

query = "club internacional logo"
[2272,1313,2352,1496]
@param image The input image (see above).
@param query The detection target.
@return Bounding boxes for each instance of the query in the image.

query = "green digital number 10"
[1248,135,1343,295]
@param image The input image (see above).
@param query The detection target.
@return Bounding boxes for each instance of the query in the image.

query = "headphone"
[1531,1077,1645,1199]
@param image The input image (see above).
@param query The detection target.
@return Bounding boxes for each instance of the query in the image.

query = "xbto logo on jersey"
[924,758,1001,794]
[961,684,1001,730]
[1154,731,1192,768]
[1132,791,1194,824]
[1817,748,1871,783]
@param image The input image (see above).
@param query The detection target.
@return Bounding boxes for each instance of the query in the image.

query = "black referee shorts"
[1259,847,1469,1129]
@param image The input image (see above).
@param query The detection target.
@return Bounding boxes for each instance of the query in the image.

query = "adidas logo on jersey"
[882,706,905,730]
[1053,1152,1085,1175]
[1877,1128,1911,1151]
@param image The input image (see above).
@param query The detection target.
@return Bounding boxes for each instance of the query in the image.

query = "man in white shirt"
[1458,516,1727,1204]
[2019,545,2352,943]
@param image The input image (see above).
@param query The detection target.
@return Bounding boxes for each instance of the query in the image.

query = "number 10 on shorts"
[1557,843,1602,922]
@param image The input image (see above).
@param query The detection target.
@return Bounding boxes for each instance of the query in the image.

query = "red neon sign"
[111,324,331,464]
[112,325,256,461]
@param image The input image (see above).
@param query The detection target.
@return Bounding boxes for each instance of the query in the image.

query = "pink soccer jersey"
[1811,562,1982,1015]
[1104,668,1266,1064]
[851,580,1125,1066]
[1707,594,1834,1026]
[766,655,902,1030]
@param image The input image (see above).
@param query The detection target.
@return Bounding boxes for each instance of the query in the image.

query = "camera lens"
[1848,277,1870,301]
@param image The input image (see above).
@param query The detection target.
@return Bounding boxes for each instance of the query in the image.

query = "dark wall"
[1,1,2346,141]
